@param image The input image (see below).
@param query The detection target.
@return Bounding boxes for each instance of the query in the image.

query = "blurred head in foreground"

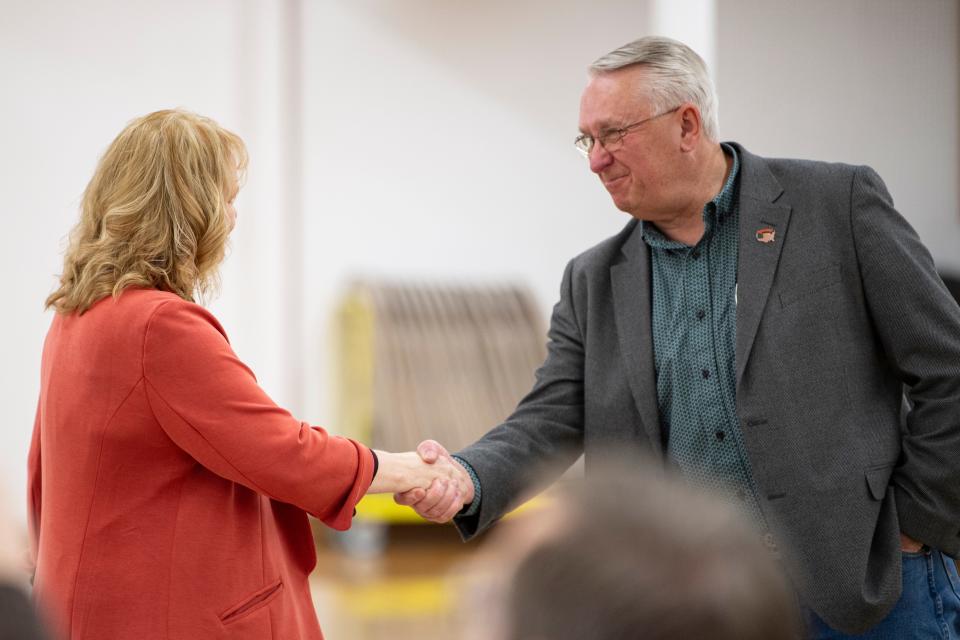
[469,461,800,640]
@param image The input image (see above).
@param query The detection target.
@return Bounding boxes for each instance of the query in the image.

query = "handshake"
[366,440,474,523]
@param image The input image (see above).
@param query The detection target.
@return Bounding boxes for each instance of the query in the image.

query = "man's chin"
[608,194,637,216]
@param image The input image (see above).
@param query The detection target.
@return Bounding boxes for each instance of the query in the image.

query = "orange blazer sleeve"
[141,300,374,530]
[27,399,42,569]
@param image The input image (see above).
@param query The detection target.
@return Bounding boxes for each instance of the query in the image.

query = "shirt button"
[702,369,711,379]
[715,431,726,441]
[696,309,706,320]
[691,250,701,259]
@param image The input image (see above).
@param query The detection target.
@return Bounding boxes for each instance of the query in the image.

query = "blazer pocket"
[219,577,284,625]
[779,263,842,308]
[865,464,895,501]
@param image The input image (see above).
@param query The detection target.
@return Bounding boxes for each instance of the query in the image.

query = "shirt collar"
[641,143,740,250]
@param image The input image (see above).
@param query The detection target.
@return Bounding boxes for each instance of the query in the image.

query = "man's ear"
[678,103,702,152]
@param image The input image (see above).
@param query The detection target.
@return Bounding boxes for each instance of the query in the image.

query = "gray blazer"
[455,143,960,634]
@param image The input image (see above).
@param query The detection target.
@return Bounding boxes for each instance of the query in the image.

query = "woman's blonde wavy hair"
[46,109,247,314]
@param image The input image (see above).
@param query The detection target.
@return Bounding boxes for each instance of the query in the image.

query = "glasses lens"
[574,135,592,156]
[599,130,622,151]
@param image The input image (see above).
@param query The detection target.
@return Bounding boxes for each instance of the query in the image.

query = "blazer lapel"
[733,145,792,387]
[611,223,663,455]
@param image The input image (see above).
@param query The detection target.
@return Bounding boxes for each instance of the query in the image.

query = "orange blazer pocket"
[219,577,284,625]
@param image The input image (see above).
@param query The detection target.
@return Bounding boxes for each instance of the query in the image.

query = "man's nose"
[588,143,613,174]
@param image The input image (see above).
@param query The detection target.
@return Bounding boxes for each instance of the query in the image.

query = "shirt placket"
[688,243,726,479]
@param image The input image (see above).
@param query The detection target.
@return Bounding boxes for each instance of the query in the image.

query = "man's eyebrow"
[579,119,625,134]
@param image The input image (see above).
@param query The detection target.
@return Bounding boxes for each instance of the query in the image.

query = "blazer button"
[763,532,779,551]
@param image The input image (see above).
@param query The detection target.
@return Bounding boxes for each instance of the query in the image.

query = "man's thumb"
[417,439,447,463]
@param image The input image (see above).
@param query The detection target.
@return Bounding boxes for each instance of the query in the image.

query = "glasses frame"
[574,106,680,157]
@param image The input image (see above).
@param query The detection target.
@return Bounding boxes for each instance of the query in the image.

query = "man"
[397,36,960,637]
[467,462,800,640]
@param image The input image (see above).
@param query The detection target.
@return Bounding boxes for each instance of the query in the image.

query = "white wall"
[717,0,960,272]
[298,0,659,423]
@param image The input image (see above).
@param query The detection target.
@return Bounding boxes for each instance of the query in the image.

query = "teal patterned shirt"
[641,144,765,525]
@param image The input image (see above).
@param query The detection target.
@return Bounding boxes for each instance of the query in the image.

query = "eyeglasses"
[574,106,680,157]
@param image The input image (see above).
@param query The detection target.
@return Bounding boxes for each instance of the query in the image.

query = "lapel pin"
[755,227,776,243]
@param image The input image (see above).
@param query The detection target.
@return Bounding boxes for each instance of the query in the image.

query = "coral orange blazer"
[27,289,375,639]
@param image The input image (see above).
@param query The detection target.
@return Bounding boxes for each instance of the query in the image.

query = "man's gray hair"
[590,36,719,141]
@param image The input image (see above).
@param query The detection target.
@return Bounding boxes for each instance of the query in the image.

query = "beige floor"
[310,523,481,640]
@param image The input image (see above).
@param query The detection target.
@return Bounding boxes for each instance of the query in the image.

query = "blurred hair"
[590,35,719,141]
[46,109,247,314]
[505,462,801,640]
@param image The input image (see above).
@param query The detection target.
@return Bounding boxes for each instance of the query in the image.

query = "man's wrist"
[452,455,482,517]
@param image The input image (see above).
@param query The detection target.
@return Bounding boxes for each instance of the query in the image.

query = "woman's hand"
[367,450,470,498]
[900,532,924,553]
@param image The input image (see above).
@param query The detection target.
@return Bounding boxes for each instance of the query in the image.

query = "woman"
[28,110,465,639]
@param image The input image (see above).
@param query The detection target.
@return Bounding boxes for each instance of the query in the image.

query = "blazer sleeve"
[142,300,375,531]
[454,259,586,539]
[850,165,960,556]
[26,400,41,571]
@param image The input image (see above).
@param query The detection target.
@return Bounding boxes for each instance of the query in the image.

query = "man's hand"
[366,448,465,496]
[900,532,924,553]
[394,440,475,523]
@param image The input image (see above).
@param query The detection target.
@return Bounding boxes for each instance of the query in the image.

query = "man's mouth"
[603,174,627,189]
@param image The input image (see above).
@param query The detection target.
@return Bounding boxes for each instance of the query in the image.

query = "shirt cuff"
[452,455,482,517]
